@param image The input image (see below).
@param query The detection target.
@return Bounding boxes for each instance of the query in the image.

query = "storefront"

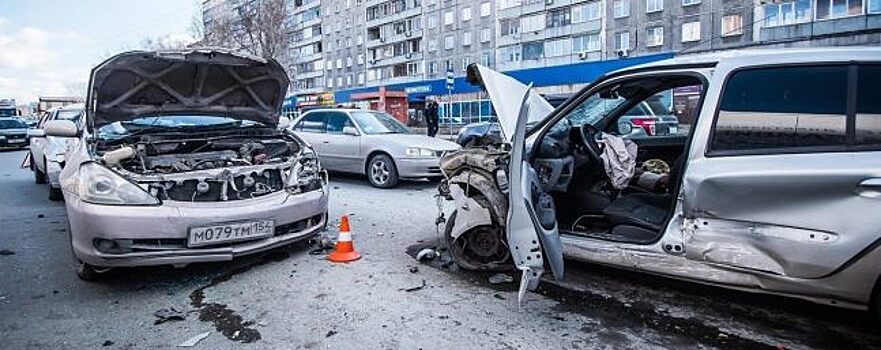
[333,53,674,126]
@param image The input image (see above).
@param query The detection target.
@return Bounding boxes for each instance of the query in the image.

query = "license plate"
[188,219,274,247]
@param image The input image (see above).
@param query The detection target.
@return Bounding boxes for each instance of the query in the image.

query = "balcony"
[292,52,323,63]
[295,70,324,79]
[365,7,421,27]
[365,29,423,48]
[368,51,423,67]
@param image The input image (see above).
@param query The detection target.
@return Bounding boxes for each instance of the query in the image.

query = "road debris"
[416,248,437,261]
[401,280,427,292]
[376,231,385,236]
[409,266,419,274]
[488,273,514,284]
[102,340,114,347]
[0,249,14,256]
[153,307,186,325]
[177,332,210,347]
[326,330,338,337]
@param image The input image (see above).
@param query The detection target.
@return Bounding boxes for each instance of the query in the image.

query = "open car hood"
[87,49,290,130]
[465,64,554,142]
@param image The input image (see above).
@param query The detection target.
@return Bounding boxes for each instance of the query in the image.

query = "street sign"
[445,69,454,91]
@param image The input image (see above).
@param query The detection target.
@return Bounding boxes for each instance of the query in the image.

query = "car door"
[469,64,564,303]
[683,63,881,279]
[293,112,334,169]
[321,112,362,173]
[31,111,54,172]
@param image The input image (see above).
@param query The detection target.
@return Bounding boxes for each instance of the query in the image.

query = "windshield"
[0,119,28,129]
[56,109,83,122]
[97,115,263,139]
[0,109,15,118]
[350,112,410,135]
[566,93,627,127]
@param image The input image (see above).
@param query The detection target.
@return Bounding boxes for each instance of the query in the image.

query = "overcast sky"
[0,0,200,105]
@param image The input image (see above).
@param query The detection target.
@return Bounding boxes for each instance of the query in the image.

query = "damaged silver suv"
[44,50,329,280]
[439,48,881,318]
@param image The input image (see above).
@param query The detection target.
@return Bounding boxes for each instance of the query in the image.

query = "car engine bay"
[95,129,324,202]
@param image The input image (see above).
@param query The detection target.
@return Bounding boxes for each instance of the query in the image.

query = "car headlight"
[78,162,160,205]
[287,151,324,191]
[405,147,436,157]
[0,135,6,140]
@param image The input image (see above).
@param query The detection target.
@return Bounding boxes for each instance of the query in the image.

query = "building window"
[544,38,572,57]
[870,0,881,12]
[336,77,342,86]
[521,13,546,32]
[463,31,473,46]
[572,33,601,53]
[764,0,811,26]
[547,8,572,28]
[444,11,454,25]
[346,75,352,86]
[481,2,492,16]
[482,52,492,66]
[613,0,630,17]
[462,7,472,21]
[428,15,438,28]
[682,0,701,6]
[357,73,365,84]
[444,35,455,49]
[481,28,492,42]
[498,45,522,62]
[572,1,601,23]
[646,0,663,12]
[357,54,365,64]
[721,14,743,36]
[522,41,544,60]
[336,58,342,69]
[346,57,353,67]
[646,26,664,46]
[428,39,438,51]
[614,31,631,51]
[462,57,471,70]
[816,0,862,19]
[500,18,521,36]
[428,61,437,75]
[681,21,700,42]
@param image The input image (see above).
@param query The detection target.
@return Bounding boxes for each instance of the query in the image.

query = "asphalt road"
[0,148,879,350]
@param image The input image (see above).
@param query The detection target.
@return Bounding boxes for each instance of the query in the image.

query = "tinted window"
[297,113,325,133]
[712,66,848,153]
[0,119,27,129]
[856,65,881,146]
[326,113,353,134]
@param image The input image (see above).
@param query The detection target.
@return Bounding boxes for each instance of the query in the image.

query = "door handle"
[856,178,881,198]
[322,140,330,144]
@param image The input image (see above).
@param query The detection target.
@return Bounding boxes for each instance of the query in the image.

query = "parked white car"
[28,103,84,200]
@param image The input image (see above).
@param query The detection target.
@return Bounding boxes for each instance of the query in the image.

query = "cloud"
[0,26,90,104]
[0,17,7,27]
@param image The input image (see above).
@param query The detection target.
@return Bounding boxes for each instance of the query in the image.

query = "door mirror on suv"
[43,120,79,138]
[343,126,359,136]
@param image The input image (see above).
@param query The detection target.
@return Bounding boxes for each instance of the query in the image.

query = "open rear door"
[467,64,564,304]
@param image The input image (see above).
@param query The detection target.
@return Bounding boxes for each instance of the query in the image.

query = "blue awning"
[334,53,674,103]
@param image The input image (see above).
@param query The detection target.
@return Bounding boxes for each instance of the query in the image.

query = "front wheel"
[31,154,46,184]
[444,210,512,271]
[367,154,399,189]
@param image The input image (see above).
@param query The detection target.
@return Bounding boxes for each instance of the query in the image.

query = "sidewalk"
[409,126,460,141]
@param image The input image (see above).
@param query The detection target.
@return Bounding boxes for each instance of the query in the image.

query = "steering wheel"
[577,124,604,164]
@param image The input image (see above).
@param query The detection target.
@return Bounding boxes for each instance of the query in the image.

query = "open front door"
[466,63,564,304]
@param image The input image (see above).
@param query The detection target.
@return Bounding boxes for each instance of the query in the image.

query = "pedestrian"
[425,99,439,137]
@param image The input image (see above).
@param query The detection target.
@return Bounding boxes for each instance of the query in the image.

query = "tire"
[48,185,63,201]
[367,154,399,189]
[443,209,512,271]
[873,280,881,325]
[31,154,46,184]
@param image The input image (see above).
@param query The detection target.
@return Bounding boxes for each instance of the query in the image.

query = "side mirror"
[278,116,292,130]
[44,120,78,138]
[343,126,359,136]
[27,129,46,138]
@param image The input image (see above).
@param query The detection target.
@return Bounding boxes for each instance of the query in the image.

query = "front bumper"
[66,186,329,267]
[396,157,443,178]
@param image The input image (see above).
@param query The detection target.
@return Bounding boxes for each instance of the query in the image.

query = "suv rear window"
[711,65,848,154]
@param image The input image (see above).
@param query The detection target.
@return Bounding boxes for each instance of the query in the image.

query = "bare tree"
[202,0,292,66]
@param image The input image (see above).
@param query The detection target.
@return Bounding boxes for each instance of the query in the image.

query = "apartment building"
[288,0,327,107]
[753,0,881,47]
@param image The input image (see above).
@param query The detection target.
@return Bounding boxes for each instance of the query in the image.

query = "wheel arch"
[364,149,395,175]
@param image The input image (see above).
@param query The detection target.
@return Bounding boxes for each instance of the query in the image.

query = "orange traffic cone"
[328,215,361,263]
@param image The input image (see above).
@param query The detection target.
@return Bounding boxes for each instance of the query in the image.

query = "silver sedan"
[291,109,460,188]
